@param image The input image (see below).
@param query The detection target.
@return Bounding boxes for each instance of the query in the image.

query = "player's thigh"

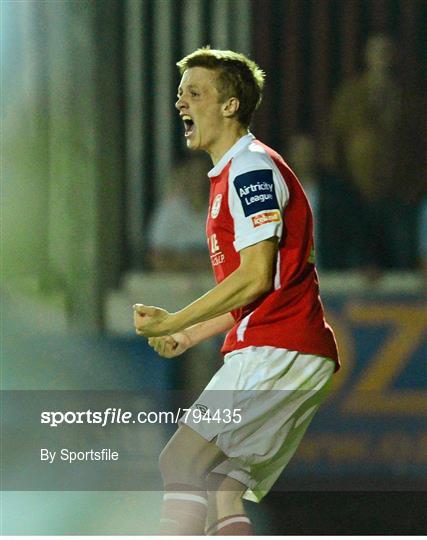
[160,424,226,475]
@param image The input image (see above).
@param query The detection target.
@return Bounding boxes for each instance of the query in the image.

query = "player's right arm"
[148,312,234,358]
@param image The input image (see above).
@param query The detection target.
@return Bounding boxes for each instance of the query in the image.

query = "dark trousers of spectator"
[350,197,420,270]
[317,172,420,271]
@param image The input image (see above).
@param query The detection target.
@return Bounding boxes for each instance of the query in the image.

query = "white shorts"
[180,346,335,502]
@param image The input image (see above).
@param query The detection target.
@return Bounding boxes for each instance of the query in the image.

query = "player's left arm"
[134,237,278,337]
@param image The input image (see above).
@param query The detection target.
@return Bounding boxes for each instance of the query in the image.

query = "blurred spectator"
[286,133,357,270]
[148,155,211,272]
[329,34,423,274]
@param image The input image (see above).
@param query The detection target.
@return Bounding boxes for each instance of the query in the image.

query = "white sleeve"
[229,157,289,252]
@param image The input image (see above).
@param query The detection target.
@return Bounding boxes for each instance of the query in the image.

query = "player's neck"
[208,125,249,166]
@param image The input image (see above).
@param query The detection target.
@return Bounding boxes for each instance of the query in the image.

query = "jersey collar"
[208,132,255,178]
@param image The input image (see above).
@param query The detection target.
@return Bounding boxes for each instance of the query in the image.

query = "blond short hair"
[177,47,265,128]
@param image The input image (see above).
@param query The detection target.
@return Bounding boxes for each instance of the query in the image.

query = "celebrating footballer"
[133,47,339,536]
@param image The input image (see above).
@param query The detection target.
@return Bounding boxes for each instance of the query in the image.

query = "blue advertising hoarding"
[285,294,426,482]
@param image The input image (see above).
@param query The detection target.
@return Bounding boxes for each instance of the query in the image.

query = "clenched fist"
[148,332,192,358]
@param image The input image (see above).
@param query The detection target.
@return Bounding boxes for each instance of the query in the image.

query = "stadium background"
[2,0,426,535]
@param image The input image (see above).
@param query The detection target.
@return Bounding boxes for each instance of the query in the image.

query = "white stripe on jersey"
[274,251,281,290]
[237,312,253,341]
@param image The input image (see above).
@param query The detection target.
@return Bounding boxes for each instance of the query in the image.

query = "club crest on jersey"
[210,194,222,219]
[233,169,279,217]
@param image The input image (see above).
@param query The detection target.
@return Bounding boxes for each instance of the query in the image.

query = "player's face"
[175,67,226,154]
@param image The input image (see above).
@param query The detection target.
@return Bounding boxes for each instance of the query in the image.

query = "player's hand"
[133,303,177,337]
[148,332,191,358]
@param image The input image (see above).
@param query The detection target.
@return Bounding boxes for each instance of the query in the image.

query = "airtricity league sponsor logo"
[233,169,279,217]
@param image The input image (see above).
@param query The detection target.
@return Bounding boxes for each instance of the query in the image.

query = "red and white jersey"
[206,133,339,368]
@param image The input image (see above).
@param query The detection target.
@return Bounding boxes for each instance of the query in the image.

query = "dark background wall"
[252,0,426,146]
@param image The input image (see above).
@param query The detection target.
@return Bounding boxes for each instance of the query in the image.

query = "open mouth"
[182,115,195,137]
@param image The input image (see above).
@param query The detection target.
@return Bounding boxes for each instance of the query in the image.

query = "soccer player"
[133,47,339,536]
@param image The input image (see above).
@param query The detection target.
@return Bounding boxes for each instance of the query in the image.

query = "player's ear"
[222,97,240,118]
